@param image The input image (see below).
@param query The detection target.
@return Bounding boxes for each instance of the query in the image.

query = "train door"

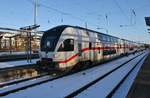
[89,42,92,61]
[78,41,89,62]
[78,42,82,58]
[96,42,102,61]
[78,41,88,61]
[90,42,95,62]
[82,41,89,61]
[76,29,83,62]
[93,42,97,61]
[123,40,126,54]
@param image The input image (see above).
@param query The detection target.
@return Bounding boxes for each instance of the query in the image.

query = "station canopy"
[145,17,150,27]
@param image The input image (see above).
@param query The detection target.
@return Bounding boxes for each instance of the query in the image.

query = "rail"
[65,52,147,98]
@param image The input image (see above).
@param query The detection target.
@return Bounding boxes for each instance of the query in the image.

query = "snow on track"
[1,51,147,98]
[0,52,34,56]
[0,75,53,94]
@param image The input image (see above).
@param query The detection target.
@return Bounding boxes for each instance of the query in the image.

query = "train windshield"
[44,36,56,51]
[41,26,66,51]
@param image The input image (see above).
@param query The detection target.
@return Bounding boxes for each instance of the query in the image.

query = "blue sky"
[0,0,150,43]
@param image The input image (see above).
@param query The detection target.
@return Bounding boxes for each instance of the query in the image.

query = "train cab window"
[43,36,56,51]
[58,39,74,51]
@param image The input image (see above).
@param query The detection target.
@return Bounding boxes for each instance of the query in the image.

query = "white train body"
[38,25,143,70]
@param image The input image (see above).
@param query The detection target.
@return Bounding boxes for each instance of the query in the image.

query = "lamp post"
[34,0,38,26]
[20,25,40,62]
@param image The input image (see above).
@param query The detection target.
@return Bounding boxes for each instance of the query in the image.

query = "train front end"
[37,26,66,70]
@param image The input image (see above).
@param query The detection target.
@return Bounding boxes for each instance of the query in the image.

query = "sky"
[0,0,150,43]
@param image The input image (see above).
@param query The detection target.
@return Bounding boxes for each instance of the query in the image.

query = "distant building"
[0,31,42,52]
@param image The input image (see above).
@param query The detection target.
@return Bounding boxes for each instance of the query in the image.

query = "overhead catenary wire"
[39,3,100,27]
[112,0,130,23]
[112,0,138,27]
[25,0,99,29]
[25,0,85,22]
[132,9,136,25]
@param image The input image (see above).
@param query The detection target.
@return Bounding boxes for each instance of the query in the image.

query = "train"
[37,25,145,71]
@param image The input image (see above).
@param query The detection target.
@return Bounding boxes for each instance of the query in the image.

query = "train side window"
[103,35,107,41]
[58,39,74,51]
[102,35,105,41]
[89,42,92,49]
[107,36,111,42]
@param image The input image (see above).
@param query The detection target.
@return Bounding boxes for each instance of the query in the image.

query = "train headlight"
[54,54,59,58]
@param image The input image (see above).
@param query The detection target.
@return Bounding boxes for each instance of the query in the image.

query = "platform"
[127,52,150,98]
[0,59,38,69]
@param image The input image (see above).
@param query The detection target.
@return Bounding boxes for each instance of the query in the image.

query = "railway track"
[0,51,147,97]
[0,72,49,88]
[0,70,69,96]
[65,51,148,98]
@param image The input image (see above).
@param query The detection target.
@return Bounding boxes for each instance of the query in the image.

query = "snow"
[112,53,148,98]
[0,75,53,94]
[0,52,26,56]
[75,52,148,98]
[0,52,36,56]
[0,59,39,69]
[1,51,147,98]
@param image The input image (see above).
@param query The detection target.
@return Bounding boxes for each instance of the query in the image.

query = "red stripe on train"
[59,54,78,63]
[59,46,136,64]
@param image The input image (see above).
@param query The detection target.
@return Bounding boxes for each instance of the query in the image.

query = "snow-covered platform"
[0,59,39,69]
[0,52,26,56]
[127,51,150,98]
[0,52,39,62]
[1,51,148,98]
[0,52,34,56]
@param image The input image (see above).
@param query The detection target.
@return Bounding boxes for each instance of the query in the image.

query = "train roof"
[46,25,119,39]
[45,25,141,44]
